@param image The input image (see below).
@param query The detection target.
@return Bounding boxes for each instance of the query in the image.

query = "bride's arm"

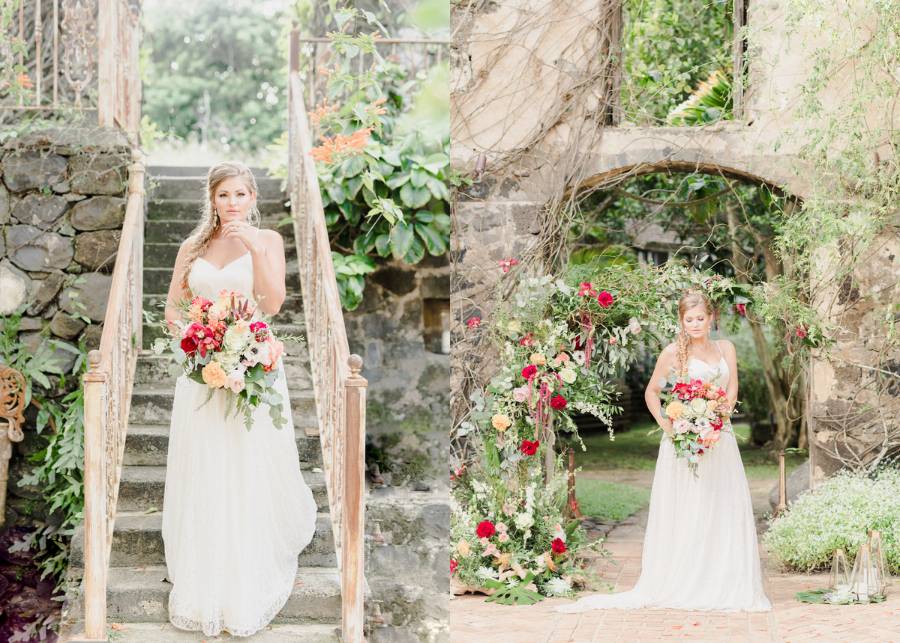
[247,229,286,315]
[164,239,193,335]
[720,339,739,413]
[645,343,677,436]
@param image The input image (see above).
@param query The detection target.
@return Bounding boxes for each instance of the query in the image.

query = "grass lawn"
[575,478,651,522]
[573,421,805,480]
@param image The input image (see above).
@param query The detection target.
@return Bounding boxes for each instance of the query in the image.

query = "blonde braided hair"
[180,161,261,291]
[675,289,717,380]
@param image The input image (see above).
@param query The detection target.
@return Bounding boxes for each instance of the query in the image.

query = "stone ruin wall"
[450,0,899,482]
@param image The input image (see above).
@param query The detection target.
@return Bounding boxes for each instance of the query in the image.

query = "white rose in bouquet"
[674,419,691,434]
[225,366,246,394]
[223,320,252,353]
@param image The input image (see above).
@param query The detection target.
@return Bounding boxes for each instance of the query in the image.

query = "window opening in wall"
[615,0,747,127]
[422,298,450,354]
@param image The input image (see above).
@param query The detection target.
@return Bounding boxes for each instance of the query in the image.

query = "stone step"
[147,197,290,221]
[141,264,301,297]
[124,424,322,468]
[149,165,272,178]
[134,351,312,391]
[149,175,285,201]
[67,565,341,625]
[128,386,317,430]
[115,465,328,514]
[142,241,298,269]
[142,293,306,325]
[144,218,294,243]
[144,242,297,268]
[67,621,339,642]
[69,511,335,569]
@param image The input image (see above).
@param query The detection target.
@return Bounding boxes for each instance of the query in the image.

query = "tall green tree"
[142,0,289,156]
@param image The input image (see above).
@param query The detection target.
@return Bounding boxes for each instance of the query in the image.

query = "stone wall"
[0,127,131,529]
[344,258,450,642]
[346,255,450,486]
[450,1,898,480]
[808,225,900,483]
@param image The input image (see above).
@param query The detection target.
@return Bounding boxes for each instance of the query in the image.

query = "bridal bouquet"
[661,378,732,475]
[156,289,295,430]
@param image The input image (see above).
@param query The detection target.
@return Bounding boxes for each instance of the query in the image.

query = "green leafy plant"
[0,312,87,588]
[483,572,544,605]
[668,69,733,125]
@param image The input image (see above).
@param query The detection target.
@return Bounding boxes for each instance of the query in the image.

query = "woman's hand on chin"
[220,220,259,251]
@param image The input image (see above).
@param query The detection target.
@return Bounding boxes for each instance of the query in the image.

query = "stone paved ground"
[450,472,900,642]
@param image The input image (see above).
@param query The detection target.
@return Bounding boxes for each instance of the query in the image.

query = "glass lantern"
[826,548,852,603]
[867,530,890,593]
[849,538,886,603]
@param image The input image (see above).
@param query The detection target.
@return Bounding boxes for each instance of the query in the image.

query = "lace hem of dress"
[167,581,293,638]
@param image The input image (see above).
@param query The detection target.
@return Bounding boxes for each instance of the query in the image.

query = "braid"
[180,203,218,292]
[676,326,689,380]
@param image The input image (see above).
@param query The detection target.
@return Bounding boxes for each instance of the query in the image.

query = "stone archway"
[574,126,809,199]
[563,132,816,490]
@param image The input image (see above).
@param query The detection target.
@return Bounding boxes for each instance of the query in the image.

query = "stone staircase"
[63,167,342,642]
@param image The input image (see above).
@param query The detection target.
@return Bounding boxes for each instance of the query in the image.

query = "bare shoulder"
[659,342,678,363]
[717,338,737,355]
[175,237,196,262]
[258,228,284,250]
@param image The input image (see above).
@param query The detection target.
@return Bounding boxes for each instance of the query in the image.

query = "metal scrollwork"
[60,0,97,108]
[0,366,27,526]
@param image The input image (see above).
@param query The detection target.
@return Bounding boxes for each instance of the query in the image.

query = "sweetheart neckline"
[195,253,251,271]
[689,356,727,370]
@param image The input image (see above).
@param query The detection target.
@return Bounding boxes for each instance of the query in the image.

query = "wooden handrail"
[288,31,369,641]
[79,150,144,641]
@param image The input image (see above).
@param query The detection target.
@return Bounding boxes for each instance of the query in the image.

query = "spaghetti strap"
[715,339,725,359]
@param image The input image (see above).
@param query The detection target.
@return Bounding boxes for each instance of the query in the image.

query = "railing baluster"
[34,0,42,106]
[17,0,24,107]
[52,0,58,106]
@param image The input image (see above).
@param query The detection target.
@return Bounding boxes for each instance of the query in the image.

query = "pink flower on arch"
[466,316,482,329]
[498,257,520,273]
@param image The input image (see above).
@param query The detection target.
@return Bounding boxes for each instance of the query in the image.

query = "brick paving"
[450,490,900,642]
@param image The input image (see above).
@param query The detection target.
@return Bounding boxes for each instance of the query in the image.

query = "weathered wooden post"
[343,354,368,642]
[81,350,109,642]
[775,449,787,517]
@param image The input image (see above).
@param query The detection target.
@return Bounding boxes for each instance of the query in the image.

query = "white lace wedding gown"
[161,252,318,637]
[558,347,772,613]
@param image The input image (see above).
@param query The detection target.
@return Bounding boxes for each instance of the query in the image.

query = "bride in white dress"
[558,289,771,613]
[161,161,318,636]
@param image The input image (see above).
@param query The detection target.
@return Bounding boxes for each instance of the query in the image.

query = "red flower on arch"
[520,439,540,456]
